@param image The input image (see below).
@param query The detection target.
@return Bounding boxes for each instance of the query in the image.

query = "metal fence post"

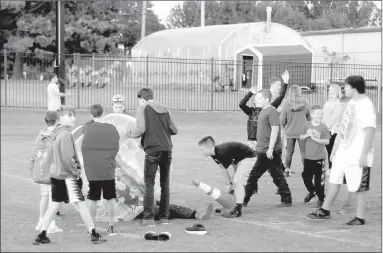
[3,49,8,108]
[76,53,80,108]
[145,55,149,86]
[210,57,214,111]
[92,53,95,86]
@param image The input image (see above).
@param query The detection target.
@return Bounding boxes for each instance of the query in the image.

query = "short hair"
[198,136,215,147]
[48,72,57,81]
[257,89,272,101]
[310,105,322,113]
[269,77,281,86]
[58,105,76,117]
[44,111,59,126]
[90,104,103,118]
[345,76,365,94]
[137,88,154,101]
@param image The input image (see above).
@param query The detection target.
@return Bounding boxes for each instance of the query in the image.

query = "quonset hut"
[131,19,314,90]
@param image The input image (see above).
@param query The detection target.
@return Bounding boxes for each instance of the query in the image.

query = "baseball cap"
[45,111,59,122]
[112,94,125,103]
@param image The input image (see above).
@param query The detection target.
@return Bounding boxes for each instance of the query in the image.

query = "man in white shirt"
[47,73,70,111]
[307,76,376,226]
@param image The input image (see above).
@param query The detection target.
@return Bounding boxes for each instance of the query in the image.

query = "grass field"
[1,108,381,252]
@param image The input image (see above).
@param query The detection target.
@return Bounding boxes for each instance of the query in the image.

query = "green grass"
[1,108,381,252]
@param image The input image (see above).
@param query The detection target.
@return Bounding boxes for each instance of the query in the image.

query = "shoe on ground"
[156,219,169,225]
[285,170,291,177]
[307,208,331,219]
[141,219,155,227]
[273,191,280,196]
[91,232,107,244]
[47,221,63,234]
[304,192,317,203]
[195,202,214,220]
[144,231,171,241]
[345,217,365,226]
[222,205,242,218]
[33,233,51,245]
[276,202,292,207]
[185,224,207,235]
[215,207,222,213]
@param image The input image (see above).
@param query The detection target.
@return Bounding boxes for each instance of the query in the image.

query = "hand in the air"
[281,70,289,84]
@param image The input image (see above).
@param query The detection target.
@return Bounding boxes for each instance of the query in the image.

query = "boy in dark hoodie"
[33,106,106,245]
[126,88,178,226]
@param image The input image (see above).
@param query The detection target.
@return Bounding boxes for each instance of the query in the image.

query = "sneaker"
[307,208,331,219]
[195,202,214,220]
[285,169,291,177]
[185,224,207,235]
[222,205,242,218]
[141,219,155,227]
[157,219,169,225]
[144,231,171,241]
[276,202,292,207]
[273,191,280,196]
[91,232,107,244]
[33,233,51,245]
[345,217,365,226]
[108,224,116,235]
[215,207,222,213]
[316,199,324,208]
[304,192,317,203]
[47,221,63,234]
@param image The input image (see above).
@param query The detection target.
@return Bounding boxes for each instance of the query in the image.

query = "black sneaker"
[273,191,280,196]
[33,234,51,245]
[345,217,365,226]
[185,224,207,235]
[91,233,107,244]
[304,192,317,203]
[144,231,171,241]
[285,170,291,177]
[222,205,242,218]
[276,202,292,207]
[307,208,331,219]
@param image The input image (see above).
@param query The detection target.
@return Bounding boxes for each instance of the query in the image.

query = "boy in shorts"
[299,105,330,207]
[307,76,376,225]
[33,106,106,245]
[35,111,63,234]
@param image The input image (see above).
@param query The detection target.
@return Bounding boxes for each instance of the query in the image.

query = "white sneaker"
[47,221,63,234]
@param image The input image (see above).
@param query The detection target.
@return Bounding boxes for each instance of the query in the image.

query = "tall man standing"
[126,88,178,226]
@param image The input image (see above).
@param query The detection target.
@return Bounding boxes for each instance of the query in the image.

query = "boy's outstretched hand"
[281,70,289,84]
[249,86,258,94]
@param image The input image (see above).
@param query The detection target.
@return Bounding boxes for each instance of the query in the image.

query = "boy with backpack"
[33,106,106,245]
[32,111,63,234]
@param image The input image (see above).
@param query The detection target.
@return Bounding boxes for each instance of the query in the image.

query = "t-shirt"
[300,121,330,160]
[211,142,257,169]
[47,82,61,111]
[256,106,282,153]
[337,96,376,166]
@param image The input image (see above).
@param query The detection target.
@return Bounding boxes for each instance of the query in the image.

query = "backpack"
[29,128,61,184]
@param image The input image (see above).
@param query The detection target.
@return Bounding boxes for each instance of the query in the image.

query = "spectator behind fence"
[47,73,70,111]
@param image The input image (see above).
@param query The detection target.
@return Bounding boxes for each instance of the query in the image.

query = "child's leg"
[90,201,98,222]
[302,159,315,194]
[74,201,96,233]
[39,185,51,219]
[106,199,116,225]
[314,159,326,201]
[39,202,61,232]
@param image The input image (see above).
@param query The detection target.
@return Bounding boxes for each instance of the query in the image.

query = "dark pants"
[302,159,325,201]
[325,133,337,169]
[143,151,172,220]
[245,150,292,203]
[285,138,305,169]
[137,200,196,220]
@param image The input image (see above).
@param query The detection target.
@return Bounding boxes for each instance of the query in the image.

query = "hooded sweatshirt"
[129,100,178,154]
[280,101,311,138]
[45,125,81,180]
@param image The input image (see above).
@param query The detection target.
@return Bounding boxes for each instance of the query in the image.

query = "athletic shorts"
[40,184,52,196]
[232,157,258,186]
[88,180,117,201]
[51,177,85,203]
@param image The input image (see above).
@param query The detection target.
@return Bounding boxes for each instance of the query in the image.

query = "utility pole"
[201,1,205,27]
[141,1,147,40]
[56,1,66,104]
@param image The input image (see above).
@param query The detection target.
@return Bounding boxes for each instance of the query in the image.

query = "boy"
[82,104,120,234]
[47,73,70,111]
[243,90,292,207]
[198,136,257,218]
[111,94,134,116]
[308,76,376,225]
[35,111,63,234]
[33,105,106,245]
[299,105,330,207]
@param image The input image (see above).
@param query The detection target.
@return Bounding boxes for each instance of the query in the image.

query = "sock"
[319,208,330,215]
[39,230,47,238]
[91,228,97,236]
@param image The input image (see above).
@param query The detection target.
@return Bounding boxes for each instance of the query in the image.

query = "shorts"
[88,180,117,201]
[247,140,257,151]
[341,167,371,192]
[232,157,258,186]
[40,184,52,196]
[51,177,85,203]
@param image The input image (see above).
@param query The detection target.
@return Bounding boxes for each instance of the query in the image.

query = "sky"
[151,1,382,25]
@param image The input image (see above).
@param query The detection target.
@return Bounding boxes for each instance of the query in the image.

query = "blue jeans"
[143,151,172,220]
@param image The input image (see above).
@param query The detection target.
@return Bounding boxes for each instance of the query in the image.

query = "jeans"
[137,200,196,220]
[325,133,337,169]
[285,138,305,169]
[302,159,325,200]
[142,151,172,220]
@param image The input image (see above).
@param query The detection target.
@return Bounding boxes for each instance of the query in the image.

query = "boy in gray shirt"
[300,105,330,207]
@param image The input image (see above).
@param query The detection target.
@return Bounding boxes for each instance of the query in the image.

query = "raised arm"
[239,91,255,115]
[271,70,289,108]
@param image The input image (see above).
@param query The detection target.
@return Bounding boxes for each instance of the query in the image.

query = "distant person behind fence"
[47,73,70,111]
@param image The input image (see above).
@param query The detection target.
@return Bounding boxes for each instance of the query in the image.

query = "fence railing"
[1,51,382,112]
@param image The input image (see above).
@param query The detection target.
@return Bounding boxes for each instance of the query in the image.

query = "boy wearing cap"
[34,111,63,234]
[33,106,106,245]
[126,88,178,226]
[112,94,133,116]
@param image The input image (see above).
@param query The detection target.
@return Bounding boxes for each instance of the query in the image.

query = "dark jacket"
[239,82,288,140]
[128,100,178,154]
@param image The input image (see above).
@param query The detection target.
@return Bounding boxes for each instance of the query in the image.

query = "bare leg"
[39,196,49,220]
[355,191,367,219]
[39,202,61,232]
[107,199,116,225]
[74,201,96,233]
[90,200,98,223]
[322,183,341,211]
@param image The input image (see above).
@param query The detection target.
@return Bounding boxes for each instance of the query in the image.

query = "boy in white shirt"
[47,73,70,111]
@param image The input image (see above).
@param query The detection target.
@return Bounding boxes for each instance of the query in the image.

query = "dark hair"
[90,104,103,118]
[257,89,272,101]
[48,72,57,81]
[198,136,215,147]
[58,105,76,117]
[44,111,59,126]
[269,77,281,85]
[345,76,365,94]
[310,105,322,113]
[137,88,154,101]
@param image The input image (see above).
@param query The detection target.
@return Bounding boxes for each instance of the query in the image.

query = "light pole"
[56,1,66,104]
